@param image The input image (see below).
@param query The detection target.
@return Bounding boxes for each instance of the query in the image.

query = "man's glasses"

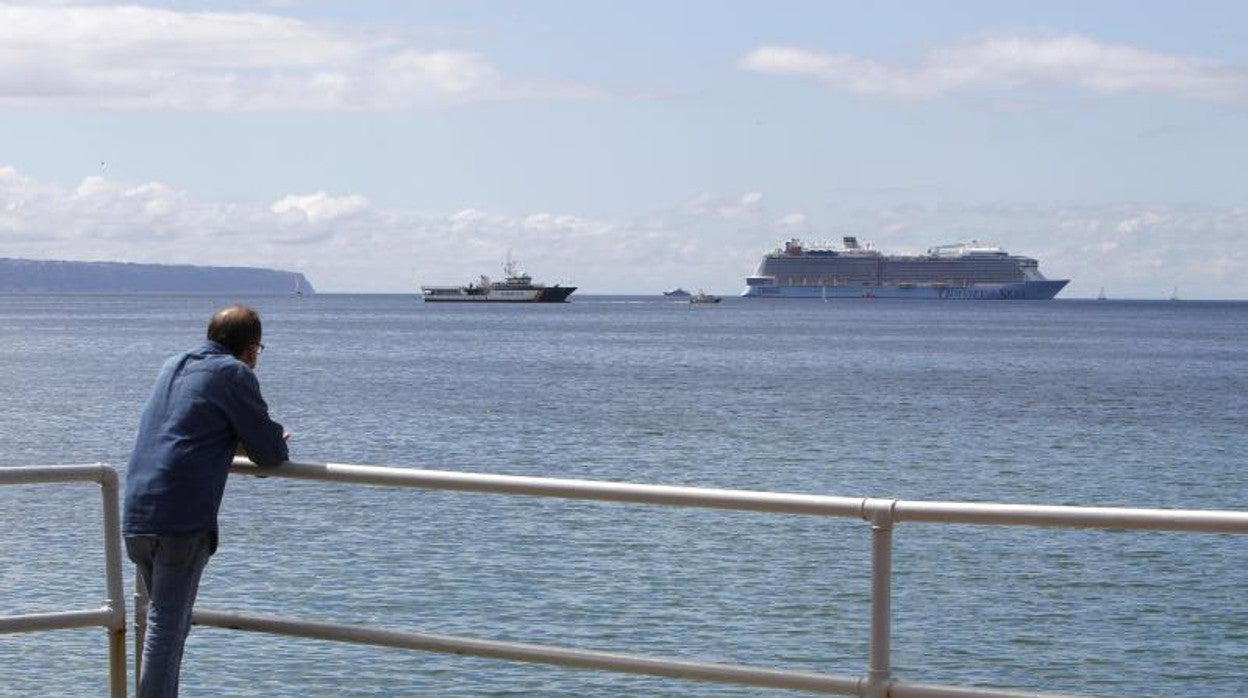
[256,343,266,354]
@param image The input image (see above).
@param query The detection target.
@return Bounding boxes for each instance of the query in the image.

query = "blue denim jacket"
[124,340,288,535]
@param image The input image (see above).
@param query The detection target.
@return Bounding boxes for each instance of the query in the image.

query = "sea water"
[1,294,1245,696]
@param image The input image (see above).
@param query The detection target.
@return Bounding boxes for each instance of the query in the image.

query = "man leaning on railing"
[122,305,291,698]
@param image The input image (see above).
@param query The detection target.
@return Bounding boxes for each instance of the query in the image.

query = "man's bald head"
[207,305,263,358]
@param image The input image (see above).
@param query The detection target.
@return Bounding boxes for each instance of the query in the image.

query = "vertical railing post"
[98,465,128,698]
[862,499,896,698]
[134,574,147,697]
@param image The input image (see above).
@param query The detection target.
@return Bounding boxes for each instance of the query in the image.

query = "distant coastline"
[0,258,314,294]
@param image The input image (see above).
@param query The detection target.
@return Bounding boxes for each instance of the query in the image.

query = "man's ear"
[241,345,259,369]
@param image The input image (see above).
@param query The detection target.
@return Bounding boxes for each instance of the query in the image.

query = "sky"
[1,1,1246,297]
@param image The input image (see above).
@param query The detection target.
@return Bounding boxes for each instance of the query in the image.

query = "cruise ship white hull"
[742,238,1069,301]
[742,280,1068,300]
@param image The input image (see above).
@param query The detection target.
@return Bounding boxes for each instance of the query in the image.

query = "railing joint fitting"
[857,673,894,698]
[860,498,898,529]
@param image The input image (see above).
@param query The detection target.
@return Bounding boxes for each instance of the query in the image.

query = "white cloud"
[1115,211,1168,235]
[0,165,763,292]
[2,165,1246,298]
[0,5,599,109]
[272,192,369,224]
[684,191,765,219]
[740,35,1248,102]
[386,50,501,96]
[521,212,602,236]
[774,213,808,231]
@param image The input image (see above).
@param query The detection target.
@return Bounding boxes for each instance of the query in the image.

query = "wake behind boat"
[421,258,576,303]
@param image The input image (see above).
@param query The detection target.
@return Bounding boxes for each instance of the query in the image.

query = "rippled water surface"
[1,294,1245,696]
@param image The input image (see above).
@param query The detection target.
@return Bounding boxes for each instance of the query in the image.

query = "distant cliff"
[0,258,315,294]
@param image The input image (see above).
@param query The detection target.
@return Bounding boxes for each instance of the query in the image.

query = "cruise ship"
[742,237,1068,300]
[421,258,576,303]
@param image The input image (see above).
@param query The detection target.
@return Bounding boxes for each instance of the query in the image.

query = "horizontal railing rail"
[11,462,1240,696]
[0,464,127,698]
[229,459,1248,532]
[164,458,1248,698]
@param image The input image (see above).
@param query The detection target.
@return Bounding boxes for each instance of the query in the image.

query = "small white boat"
[689,290,722,304]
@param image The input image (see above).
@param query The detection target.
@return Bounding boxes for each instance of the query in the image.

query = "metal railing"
[6,461,1245,697]
[167,459,1248,698]
[0,464,127,698]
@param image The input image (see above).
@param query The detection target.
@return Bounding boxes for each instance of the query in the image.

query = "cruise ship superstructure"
[742,238,1068,300]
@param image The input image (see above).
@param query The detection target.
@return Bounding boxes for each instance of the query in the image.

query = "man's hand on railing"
[236,432,291,477]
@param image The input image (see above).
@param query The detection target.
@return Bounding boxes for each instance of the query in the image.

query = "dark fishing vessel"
[421,258,575,303]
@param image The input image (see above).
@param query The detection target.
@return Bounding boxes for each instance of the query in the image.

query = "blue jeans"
[125,530,217,698]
